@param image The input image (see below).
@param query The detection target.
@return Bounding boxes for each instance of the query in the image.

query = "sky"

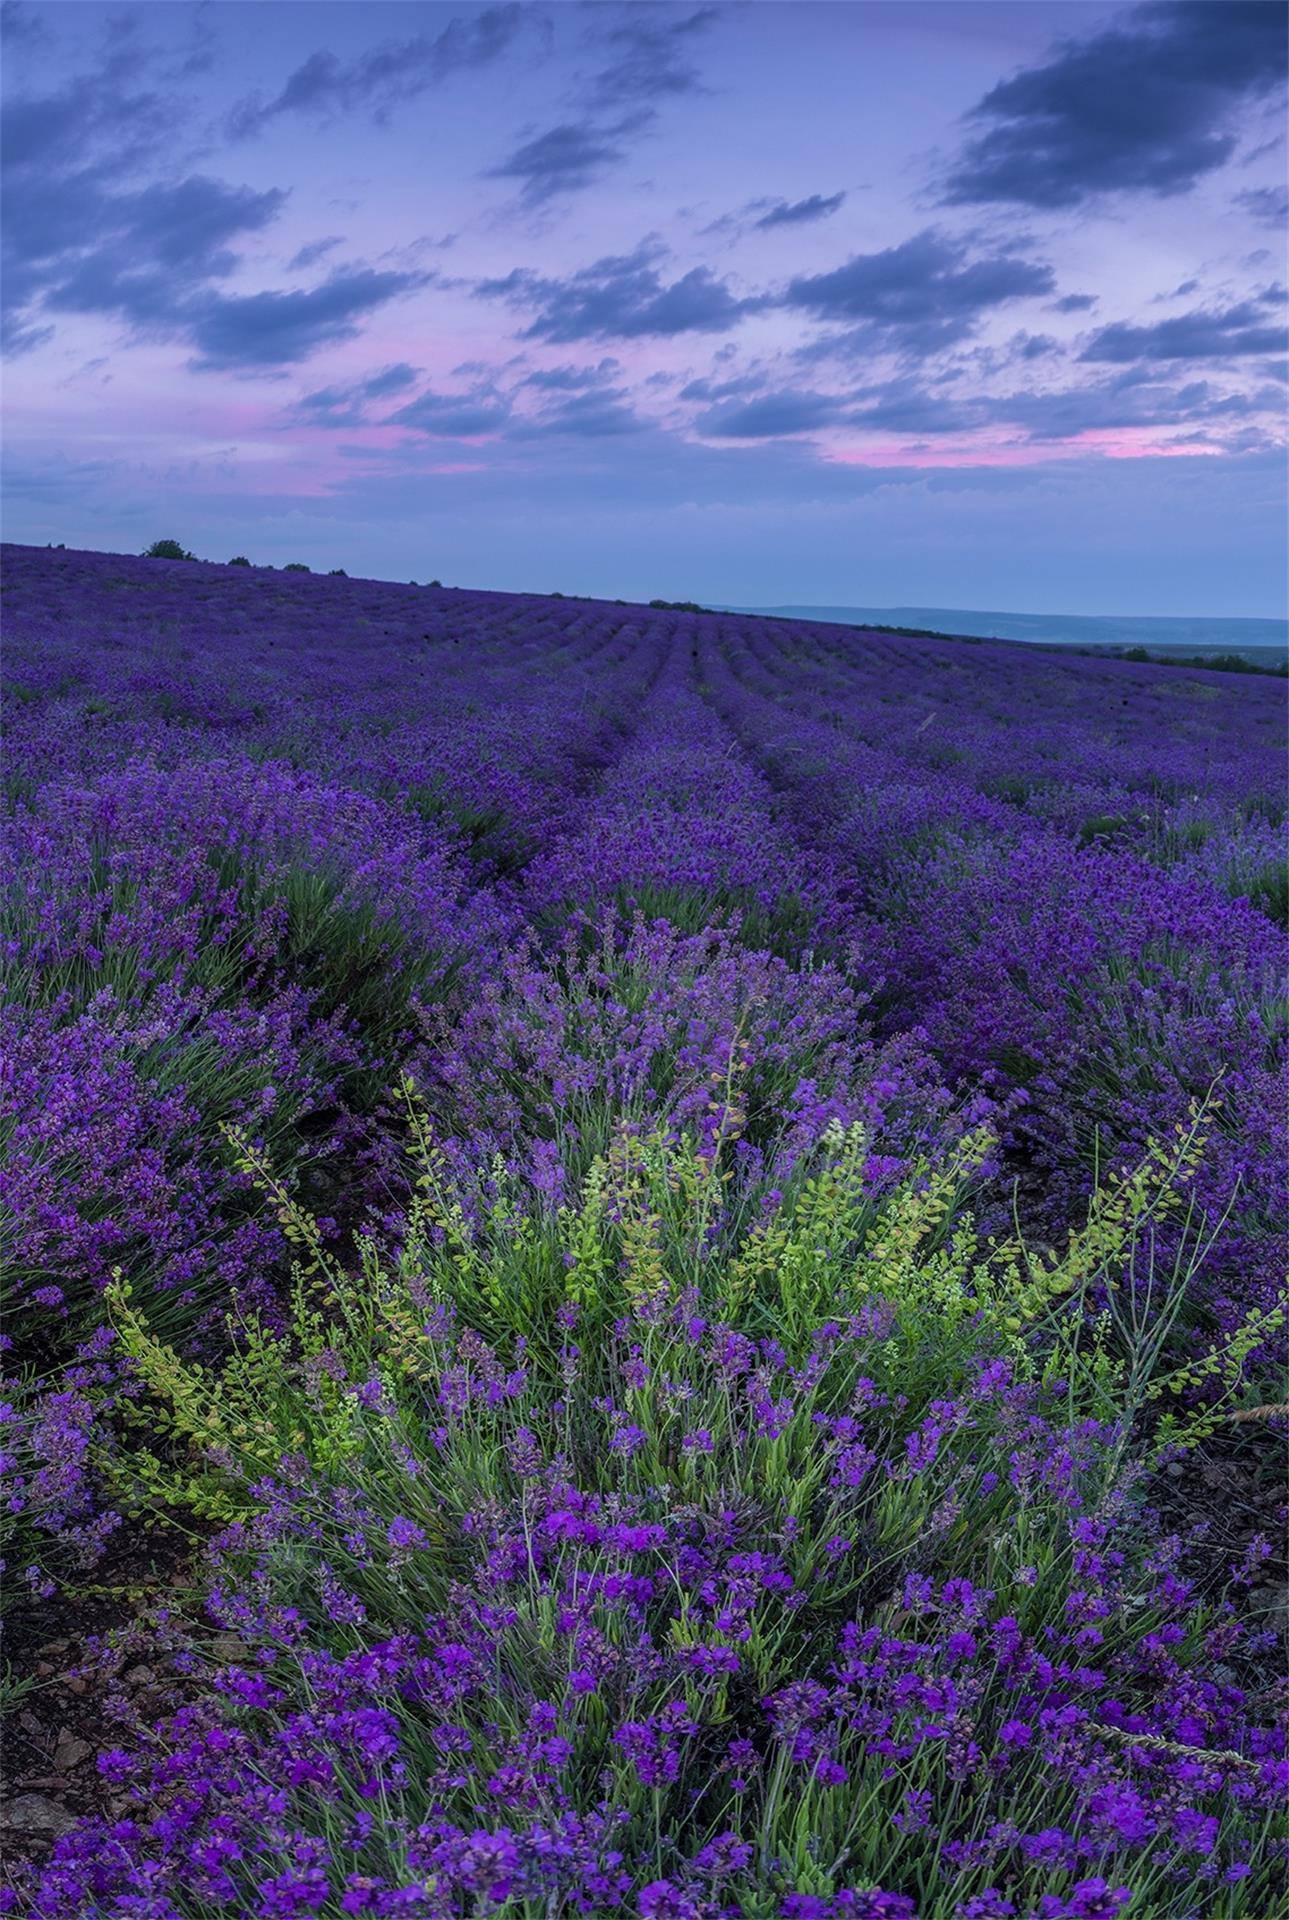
[2,0,1286,613]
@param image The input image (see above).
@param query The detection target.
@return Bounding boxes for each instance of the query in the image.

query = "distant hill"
[720,602,1288,666]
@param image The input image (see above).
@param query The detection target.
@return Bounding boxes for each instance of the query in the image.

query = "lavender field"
[1,542,1286,1918]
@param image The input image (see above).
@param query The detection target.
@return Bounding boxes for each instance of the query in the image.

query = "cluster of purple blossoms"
[7,1289,1285,1915]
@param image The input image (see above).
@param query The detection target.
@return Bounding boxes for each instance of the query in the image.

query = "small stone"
[209,1633,252,1664]
[1261,1585,1289,1632]
[123,1665,155,1688]
[54,1729,93,1772]
[1,1794,76,1837]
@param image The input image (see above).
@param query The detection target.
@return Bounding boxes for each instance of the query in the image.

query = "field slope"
[2,544,1286,1918]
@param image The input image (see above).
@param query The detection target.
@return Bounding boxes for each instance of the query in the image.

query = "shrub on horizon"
[143,538,196,561]
[284,561,311,572]
[228,554,251,567]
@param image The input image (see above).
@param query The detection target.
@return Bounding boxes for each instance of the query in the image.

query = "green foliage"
[1247,860,1289,928]
[1078,812,1132,847]
[1121,645,1288,678]
[1034,1107,1287,1458]
[397,778,535,874]
[283,562,311,572]
[983,770,1037,805]
[106,1091,1272,1533]
[228,555,252,567]
[416,925,884,1207]
[0,1661,41,1714]
[539,884,823,962]
[92,1099,1285,1916]
[143,539,196,561]
[270,863,457,1107]
[4,845,452,1107]
[1241,791,1286,830]
[1,851,458,1341]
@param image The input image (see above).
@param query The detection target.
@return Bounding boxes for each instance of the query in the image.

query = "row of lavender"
[4,552,657,1329]
[2,545,1286,1917]
[699,617,1286,1334]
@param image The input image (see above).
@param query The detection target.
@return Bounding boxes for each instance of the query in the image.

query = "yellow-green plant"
[106,1089,1263,1533]
[1030,1102,1286,1460]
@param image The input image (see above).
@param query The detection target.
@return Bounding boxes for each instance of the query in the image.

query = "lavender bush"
[9,1114,1285,1917]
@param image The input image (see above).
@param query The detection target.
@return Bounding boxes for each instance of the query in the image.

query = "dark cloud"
[785,229,1054,354]
[228,5,527,138]
[1051,293,1098,314]
[754,191,846,230]
[188,270,430,371]
[684,344,1284,447]
[289,236,345,272]
[87,175,284,282]
[2,62,175,184]
[1,0,49,47]
[0,49,292,354]
[945,2,1288,209]
[384,359,644,441]
[486,7,719,204]
[832,366,1278,446]
[678,371,764,402]
[5,103,285,347]
[696,389,846,438]
[515,388,644,438]
[584,6,720,109]
[693,375,983,440]
[1,45,433,368]
[479,243,764,342]
[1081,297,1288,363]
[1011,331,1061,361]
[699,189,847,241]
[363,362,423,399]
[520,361,622,392]
[484,226,1053,363]
[486,116,647,205]
[5,314,54,355]
[169,10,219,81]
[991,367,1276,440]
[844,379,978,436]
[1236,185,1289,230]
[390,384,512,437]
[298,362,422,424]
